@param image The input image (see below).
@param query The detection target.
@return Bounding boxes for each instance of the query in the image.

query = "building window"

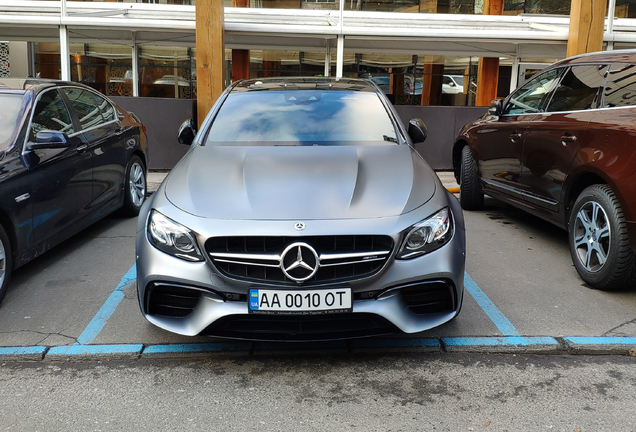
[139,46,195,98]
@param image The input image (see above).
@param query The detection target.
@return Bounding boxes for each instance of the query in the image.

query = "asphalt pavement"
[1,170,635,361]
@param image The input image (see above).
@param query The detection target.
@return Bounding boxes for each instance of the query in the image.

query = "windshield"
[204,90,398,146]
[0,94,25,151]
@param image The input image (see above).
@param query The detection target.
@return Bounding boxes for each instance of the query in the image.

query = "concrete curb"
[441,337,562,354]
[0,346,47,361]
[45,344,144,361]
[563,337,636,355]
[4,336,636,361]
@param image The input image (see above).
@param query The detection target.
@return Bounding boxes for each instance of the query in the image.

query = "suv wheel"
[569,184,636,290]
[122,155,147,217]
[459,145,484,210]
[0,224,12,305]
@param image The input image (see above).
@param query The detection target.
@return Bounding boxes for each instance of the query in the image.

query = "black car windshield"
[204,90,398,146]
[0,94,24,151]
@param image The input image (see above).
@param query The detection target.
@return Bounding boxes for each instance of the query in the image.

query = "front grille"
[146,282,203,318]
[202,313,399,341]
[396,280,456,314]
[205,235,393,286]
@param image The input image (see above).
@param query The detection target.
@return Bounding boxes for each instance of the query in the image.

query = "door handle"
[76,144,88,152]
[510,132,523,141]
[561,134,577,146]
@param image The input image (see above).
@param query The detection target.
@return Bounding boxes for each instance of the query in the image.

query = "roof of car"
[231,77,379,93]
[0,78,86,92]
[552,49,636,67]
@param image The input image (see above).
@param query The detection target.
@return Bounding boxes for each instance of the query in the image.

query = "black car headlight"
[397,207,453,259]
[147,210,204,262]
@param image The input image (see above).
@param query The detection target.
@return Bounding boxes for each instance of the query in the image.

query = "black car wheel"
[569,184,636,290]
[0,224,12,305]
[122,155,147,216]
[459,145,484,210]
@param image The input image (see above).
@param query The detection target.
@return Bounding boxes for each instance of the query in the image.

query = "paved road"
[1,173,636,430]
[2,352,636,431]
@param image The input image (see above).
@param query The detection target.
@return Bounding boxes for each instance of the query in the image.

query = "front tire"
[122,155,147,217]
[0,224,13,305]
[459,145,484,210]
[568,184,636,290]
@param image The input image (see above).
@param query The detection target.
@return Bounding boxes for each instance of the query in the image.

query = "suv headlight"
[147,210,204,262]
[397,207,452,259]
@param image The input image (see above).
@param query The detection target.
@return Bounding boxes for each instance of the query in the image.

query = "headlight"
[147,210,204,262]
[397,207,452,259]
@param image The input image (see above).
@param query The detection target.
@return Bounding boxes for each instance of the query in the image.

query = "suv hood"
[165,144,436,220]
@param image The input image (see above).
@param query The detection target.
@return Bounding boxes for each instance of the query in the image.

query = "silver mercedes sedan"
[136,77,465,341]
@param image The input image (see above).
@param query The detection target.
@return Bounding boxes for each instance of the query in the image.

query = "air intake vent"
[146,282,202,318]
[397,280,456,314]
[205,235,393,286]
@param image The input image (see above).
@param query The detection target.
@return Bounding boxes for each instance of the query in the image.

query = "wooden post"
[231,0,250,82]
[262,51,281,77]
[476,0,503,106]
[232,50,250,81]
[196,0,225,128]
[567,0,606,57]
[420,58,444,106]
[476,57,499,106]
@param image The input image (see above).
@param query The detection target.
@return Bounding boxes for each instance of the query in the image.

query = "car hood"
[165,144,436,220]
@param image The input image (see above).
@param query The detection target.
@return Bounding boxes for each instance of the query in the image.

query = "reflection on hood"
[166,144,436,220]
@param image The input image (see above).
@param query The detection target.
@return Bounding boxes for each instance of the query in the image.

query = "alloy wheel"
[129,162,146,207]
[573,201,611,273]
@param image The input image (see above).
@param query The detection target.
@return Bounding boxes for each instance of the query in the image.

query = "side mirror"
[25,130,70,152]
[488,99,503,116]
[177,119,197,145]
[408,118,427,144]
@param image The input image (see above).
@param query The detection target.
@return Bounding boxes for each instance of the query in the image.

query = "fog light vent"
[147,282,202,318]
[399,280,455,314]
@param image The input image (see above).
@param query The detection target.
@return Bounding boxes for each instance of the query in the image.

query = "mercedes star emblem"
[280,242,319,282]
[294,222,306,231]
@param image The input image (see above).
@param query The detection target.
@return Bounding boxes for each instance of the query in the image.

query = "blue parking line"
[144,342,253,354]
[464,272,520,337]
[48,344,143,356]
[75,264,136,345]
[564,336,636,345]
[0,346,47,356]
[442,336,558,347]
[352,338,441,349]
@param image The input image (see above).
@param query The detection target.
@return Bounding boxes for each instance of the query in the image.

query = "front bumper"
[136,212,466,341]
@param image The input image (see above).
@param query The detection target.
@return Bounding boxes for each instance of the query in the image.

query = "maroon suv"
[453,50,636,291]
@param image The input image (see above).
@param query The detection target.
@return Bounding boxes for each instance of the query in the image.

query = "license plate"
[249,288,352,315]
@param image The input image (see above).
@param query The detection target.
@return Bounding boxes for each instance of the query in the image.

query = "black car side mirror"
[488,99,503,116]
[408,118,427,144]
[25,130,70,152]
[178,119,197,145]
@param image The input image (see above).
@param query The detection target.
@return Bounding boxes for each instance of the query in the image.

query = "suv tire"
[459,145,484,210]
[569,184,636,290]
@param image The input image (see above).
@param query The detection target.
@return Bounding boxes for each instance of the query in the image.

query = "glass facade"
[35,43,133,97]
[31,43,528,106]
[139,45,195,98]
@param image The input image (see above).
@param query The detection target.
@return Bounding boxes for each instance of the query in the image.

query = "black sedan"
[0,78,148,304]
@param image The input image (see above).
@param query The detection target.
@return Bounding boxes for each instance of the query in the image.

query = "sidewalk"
[147,170,460,194]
